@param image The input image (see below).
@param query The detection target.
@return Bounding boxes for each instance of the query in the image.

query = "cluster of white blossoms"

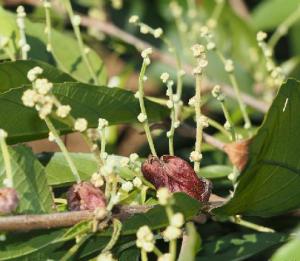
[121,181,133,192]
[129,15,163,39]
[16,6,30,55]
[22,67,74,121]
[98,118,108,130]
[191,44,208,75]
[141,47,153,65]
[160,72,170,83]
[91,172,104,187]
[136,225,155,252]
[256,31,284,87]
[211,85,224,102]
[162,213,184,241]
[189,150,202,162]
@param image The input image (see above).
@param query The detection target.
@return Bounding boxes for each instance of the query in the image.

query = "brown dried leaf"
[224,139,251,171]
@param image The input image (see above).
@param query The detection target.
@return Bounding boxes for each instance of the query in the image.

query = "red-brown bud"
[67,182,106,211]
[142,155,212,202]
[0,188,19,214]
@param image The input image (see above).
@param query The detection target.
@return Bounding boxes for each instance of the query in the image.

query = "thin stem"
[3,46,16,61]
[207,117,231,139]
[44,117,81,183]
[0,135,13,188]
[153,246,163,257]
[43,0,52,52]
[138,60,157,157]
[210,0,225,25]
[167,85,176,156]
[220,101,236,141]
[170,239,177,261]
[217,50,251,129]
[101,219,122,252]
[63,0,98,84]
[61,234,92,261]
[141,250,148,261]
[268,6,300,49]
[194,74,203,172]
[99,129,106,161]
[229,216,275,233]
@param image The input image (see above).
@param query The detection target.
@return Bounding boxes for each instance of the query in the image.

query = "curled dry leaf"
[224,139,251,172]
[0,188,19,214]
[67,181,106,211]
[142,155,212,202]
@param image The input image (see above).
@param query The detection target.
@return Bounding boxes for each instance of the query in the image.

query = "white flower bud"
[137,113,147,123]
[170,213,184,228]
[121,181,133,192]
[160,72,170,83]
[157,187,171,205]
[256,31,267,42]
[224,59,234,73]
[56,105,71,118]
[191,44,205,58]
[98,118,108,130]
[129,15,139,24]
[129,153,139,162]
[153,28,163,38]
[74,118,88,132]
[189,151,202,162]
[163,225,182,241]
[133,177,142,188]
[72,15,81,26]
[141,48,152,58]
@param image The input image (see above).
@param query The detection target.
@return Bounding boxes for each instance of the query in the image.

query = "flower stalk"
[63,0,98,84]
[136,49,157,157]
[0,130,13,188]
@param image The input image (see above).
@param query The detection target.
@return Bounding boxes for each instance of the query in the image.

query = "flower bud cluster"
[191,44,208,75]
[129,15,163,39]
[16,6,30,57]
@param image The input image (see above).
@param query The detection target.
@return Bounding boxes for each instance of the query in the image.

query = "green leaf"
[252,0,300,30]
[0,81,168,144]
[0,229,64,260]
[178,222,201,261]
[196,232,286,261]
[0,7,107,84]
[119,247,140,261]
[46,153,97,186]
[214,79,300,217]
[200,165,232,179]
[271,230,300,261]
[0,146,54,214]
[0,60,74,94]
[46,153,139,187]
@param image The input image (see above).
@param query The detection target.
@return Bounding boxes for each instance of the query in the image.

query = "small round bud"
[137,113,147,123]
[189,151,202,162]
[160,72,170,83]
[129,15,139,24]
[74,118,88,132]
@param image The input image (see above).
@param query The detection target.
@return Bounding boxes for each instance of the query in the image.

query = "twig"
[0,205,151,232]
[0,194,226,232]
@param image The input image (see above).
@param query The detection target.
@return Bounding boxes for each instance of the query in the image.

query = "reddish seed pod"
[67,181,106,211]
[142,155,212,202]
[0,188,19,214]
